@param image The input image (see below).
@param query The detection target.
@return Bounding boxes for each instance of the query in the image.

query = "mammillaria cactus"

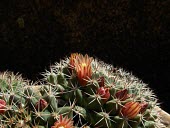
[0,54,166,127]
[43,53,165,128]
[0,72,74,127]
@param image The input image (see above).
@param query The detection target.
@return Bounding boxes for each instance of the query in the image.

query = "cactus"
[42,53,165,128]
[0,72,75,127]
[0,54,166,127]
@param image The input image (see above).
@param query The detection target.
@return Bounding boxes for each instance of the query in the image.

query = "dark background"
[0,1,170,113]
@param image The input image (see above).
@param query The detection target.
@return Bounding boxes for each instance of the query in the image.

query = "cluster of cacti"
[0,72,75,128]
[0,53,165,128]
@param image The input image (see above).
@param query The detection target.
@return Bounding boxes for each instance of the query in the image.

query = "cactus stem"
[94,110,115,128]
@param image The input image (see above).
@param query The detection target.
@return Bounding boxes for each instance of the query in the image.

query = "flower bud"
[140,102,148,113]
[121,101,141,119]
[35,99,48,111]
[115,89,129,101]
[97,87,110,103]
[0,99,6,114]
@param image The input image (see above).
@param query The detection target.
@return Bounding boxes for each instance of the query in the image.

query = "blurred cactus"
[0,54,166,127]
[0,72,76,127]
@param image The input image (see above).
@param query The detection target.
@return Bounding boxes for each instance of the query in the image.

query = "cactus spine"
[0,54,166,128]
[42,53,165,128]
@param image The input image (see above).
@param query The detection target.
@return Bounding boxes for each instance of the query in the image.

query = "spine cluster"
[0,53,165,128]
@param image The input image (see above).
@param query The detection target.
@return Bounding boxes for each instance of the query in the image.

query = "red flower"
[115,89,129,101]
[0,99,6,114]
[51,115,74,128]
[35,99,48,111]
[97,87,110,103]
[74,54,93,86]
[120,101,141,119]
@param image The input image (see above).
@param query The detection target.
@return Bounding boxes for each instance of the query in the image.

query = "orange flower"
[120,101,141,119]
[69,53,80,69]
[51,115,74,128]
[74,54,93,86]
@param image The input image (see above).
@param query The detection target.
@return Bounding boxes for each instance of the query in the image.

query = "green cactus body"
[0,54,166,128]
[0,72,74,127]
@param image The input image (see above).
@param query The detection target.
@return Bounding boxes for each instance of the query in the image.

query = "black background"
[0,1,170,113]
